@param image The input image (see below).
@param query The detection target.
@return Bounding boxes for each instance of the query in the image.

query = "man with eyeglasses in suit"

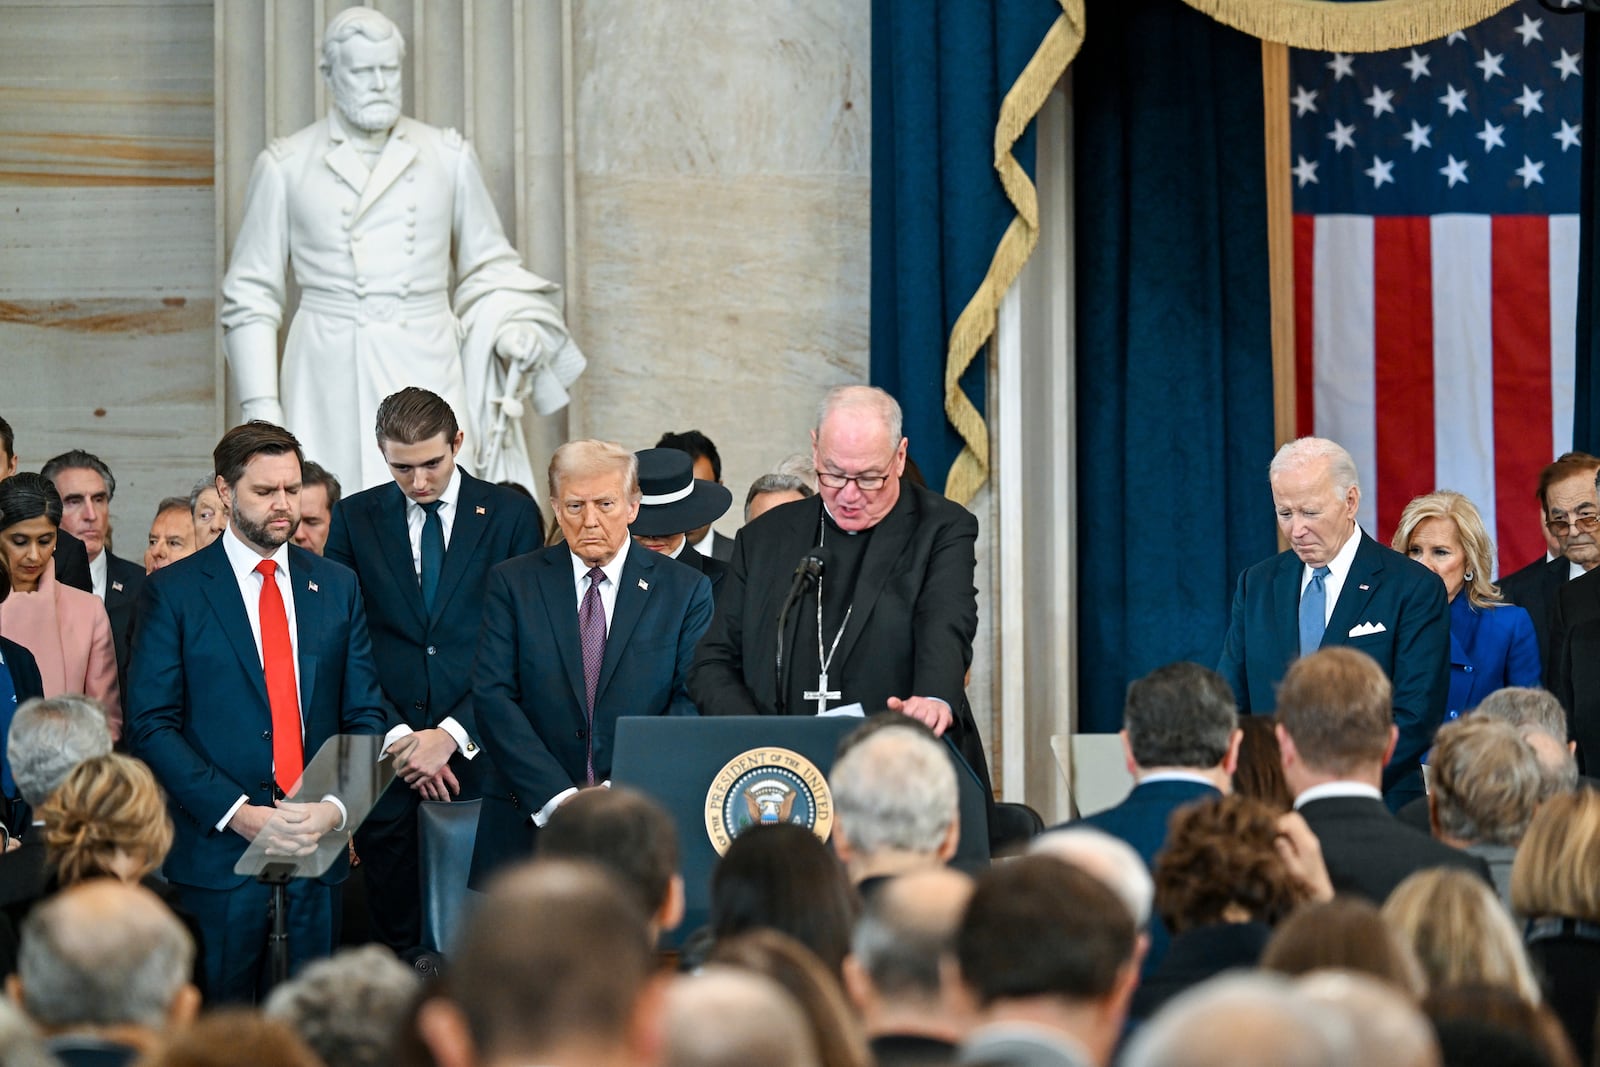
[1499,453,1600,676]
[1545,461,1600,770]
[689,385,992,799]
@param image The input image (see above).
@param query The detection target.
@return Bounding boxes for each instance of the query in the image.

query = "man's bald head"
[848,868,973,1008]
[662,967,819,1067]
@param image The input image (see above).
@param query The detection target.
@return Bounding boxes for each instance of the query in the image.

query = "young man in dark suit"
[126,421,388,1003]
[1218,437,1449,805]
[688,385,992,795]
[1277,647,1488,905]
[323,387,543,955]
[468,440,713,886]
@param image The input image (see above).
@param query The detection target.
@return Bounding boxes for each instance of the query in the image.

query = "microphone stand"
[774,552,824,715]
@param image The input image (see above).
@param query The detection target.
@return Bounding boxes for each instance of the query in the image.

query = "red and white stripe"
[1294,213,1579,575]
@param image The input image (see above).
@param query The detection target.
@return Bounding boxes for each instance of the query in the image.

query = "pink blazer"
[0,560,121,738]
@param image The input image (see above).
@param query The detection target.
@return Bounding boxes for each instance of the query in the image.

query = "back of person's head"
[1297,971,1441,1067]
[662,966,820,1067]
[1429,717,1544,846]
[1154,795,1306,933]
[1261,896,1425,997]
[1424,986,1579,1067]
[845,867,973,1011]
[134,1009,324,1067]
[540,786,682,930]
[1122,661,1239,770]
[0,995,58,1067]
[829,723,958,864]
[262,945,419,1067]
[1475,687,1568,742]
[1028,827,1153,928]
[710,823,858,975]
[709,929,871,1067]
[38,753,173,886]
[1382,868,1540,1002]
[654,429,721,482]
[1120,973,1354,1067]
[957,855,1138,1007]
[7,695,113,808]
[11,880,197,1032]
[421,859,658,1064]
[1275,648,1394,777]
[1511,789,1600,922]
[1232,714,1294,811]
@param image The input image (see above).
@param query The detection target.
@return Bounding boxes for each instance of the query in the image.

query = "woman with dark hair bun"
[0,473,119,738]
[708,823,859,977]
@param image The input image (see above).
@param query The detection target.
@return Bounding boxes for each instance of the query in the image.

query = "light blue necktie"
[1299,565,1331,656]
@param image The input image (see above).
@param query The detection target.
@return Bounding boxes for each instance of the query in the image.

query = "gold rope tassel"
[943,0,1087,505]
[1180,0,1520,53]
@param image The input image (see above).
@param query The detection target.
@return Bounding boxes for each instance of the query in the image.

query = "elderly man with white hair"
[1218,436,1450,806]
[829,719,960,886]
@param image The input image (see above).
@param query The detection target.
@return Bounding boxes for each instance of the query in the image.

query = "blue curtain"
[1576,13,1600,451]
[870,0,1064,492]
[1074,0,1278,731]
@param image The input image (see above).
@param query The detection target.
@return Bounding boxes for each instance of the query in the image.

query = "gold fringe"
[943,1,1087,505]
[1180,0,1520,53]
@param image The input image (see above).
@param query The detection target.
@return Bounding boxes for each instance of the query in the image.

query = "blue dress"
[1445,595,1541,719]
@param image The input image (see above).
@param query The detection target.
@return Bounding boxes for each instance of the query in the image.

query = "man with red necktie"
[126,421,387,1004]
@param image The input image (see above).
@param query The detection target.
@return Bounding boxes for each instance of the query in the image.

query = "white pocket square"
[1347,621,1387,637]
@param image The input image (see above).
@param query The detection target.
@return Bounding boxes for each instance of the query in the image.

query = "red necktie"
[255,560,303,791]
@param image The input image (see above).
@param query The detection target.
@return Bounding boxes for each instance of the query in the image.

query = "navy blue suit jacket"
[1218,532,1450,792]
[324,472,543,798]
[470,542,713,882]
[1497,555,1567,679]
[1446,595,1540,717]
[125,538,388,889]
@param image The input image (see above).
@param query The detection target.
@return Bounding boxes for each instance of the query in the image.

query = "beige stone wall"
[0,0,218,556]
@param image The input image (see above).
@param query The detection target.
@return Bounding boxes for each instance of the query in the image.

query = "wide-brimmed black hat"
[630,447,732,536]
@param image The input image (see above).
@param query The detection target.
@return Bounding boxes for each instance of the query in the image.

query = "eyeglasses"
[816,471,891,491]
[1546,514,1600,537]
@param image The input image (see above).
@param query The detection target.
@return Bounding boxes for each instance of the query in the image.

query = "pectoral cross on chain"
[804,671,841,715]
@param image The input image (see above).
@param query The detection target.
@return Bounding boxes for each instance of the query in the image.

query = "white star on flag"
[1364,157,1396,189]
[1327,53,1355,81]
[1553,49,1583,81]
[1514,84,1545,116]
[1516,156,1546,186]
[1365,86,1396,117]
[1446,31,1468,45]
[1292,156,1320,187]
[1515,15,1544,46]
[1476,119,1506,152]
[1403,50,1432,82]
[1402,120,1433,152]
[1476,50,1506,81]
[1291,85,1319,117]
[1439,155,1469,187]
[1439,84,1470,116]
[1327,119,1357,152]
[1554,119,1582,152]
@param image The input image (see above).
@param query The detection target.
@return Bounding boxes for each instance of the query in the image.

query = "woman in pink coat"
[0,473,120,739]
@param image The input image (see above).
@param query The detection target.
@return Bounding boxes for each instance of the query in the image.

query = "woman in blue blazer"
[1392,491,1540,718]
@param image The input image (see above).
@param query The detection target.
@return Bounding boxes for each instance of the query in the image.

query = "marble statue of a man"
[220,6,584,491]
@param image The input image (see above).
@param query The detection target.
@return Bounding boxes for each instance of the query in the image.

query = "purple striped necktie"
[579,566,607,784]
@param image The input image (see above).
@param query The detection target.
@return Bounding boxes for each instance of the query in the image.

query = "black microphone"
[775,547,829,715]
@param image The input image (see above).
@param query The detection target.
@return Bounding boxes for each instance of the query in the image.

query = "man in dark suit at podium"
[689,385,991,793]
[469,440,713,885]
[324,387,543,955]
[126,421,388,1002]
[1218,437,1449,803]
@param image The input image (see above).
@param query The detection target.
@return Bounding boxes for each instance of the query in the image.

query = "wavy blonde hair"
[38,754,173,886]
[1383,867,1541,1003]
[1391,490,1503,609]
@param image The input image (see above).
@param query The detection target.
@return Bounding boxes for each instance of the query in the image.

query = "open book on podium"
[612,715,990,944]
[233,735,398,984]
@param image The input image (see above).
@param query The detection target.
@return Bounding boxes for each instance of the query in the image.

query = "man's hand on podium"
[887,695,953,737]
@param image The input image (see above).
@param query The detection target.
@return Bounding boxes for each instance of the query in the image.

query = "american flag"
[1291,0,1582,574]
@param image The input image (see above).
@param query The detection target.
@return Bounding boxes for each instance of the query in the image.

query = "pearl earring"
[1464,571,1474,582]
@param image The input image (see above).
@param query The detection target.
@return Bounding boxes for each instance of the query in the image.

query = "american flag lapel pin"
[1359,584,1370,591]
[111,581,123,593]
[309,580,319,592]
[475,505,486,515]
[638,579,649,591]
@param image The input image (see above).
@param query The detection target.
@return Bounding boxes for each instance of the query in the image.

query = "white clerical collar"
[1293,780,1383,809]
[821,503,862,535]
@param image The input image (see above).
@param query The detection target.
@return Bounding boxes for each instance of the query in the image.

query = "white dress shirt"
[1293,780,1383,809]
[1299,523,1364,627]
[381,466,479,760]
[533,538,633,825]
[88,551,107,600]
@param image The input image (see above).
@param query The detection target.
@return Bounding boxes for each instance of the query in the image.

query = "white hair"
[1028,827,1153,928]
[830,727,958,857]
[320,6,406,75]
[1122,973,1355,1067]
[1269,437,1360,496]
[815,385,903,445]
